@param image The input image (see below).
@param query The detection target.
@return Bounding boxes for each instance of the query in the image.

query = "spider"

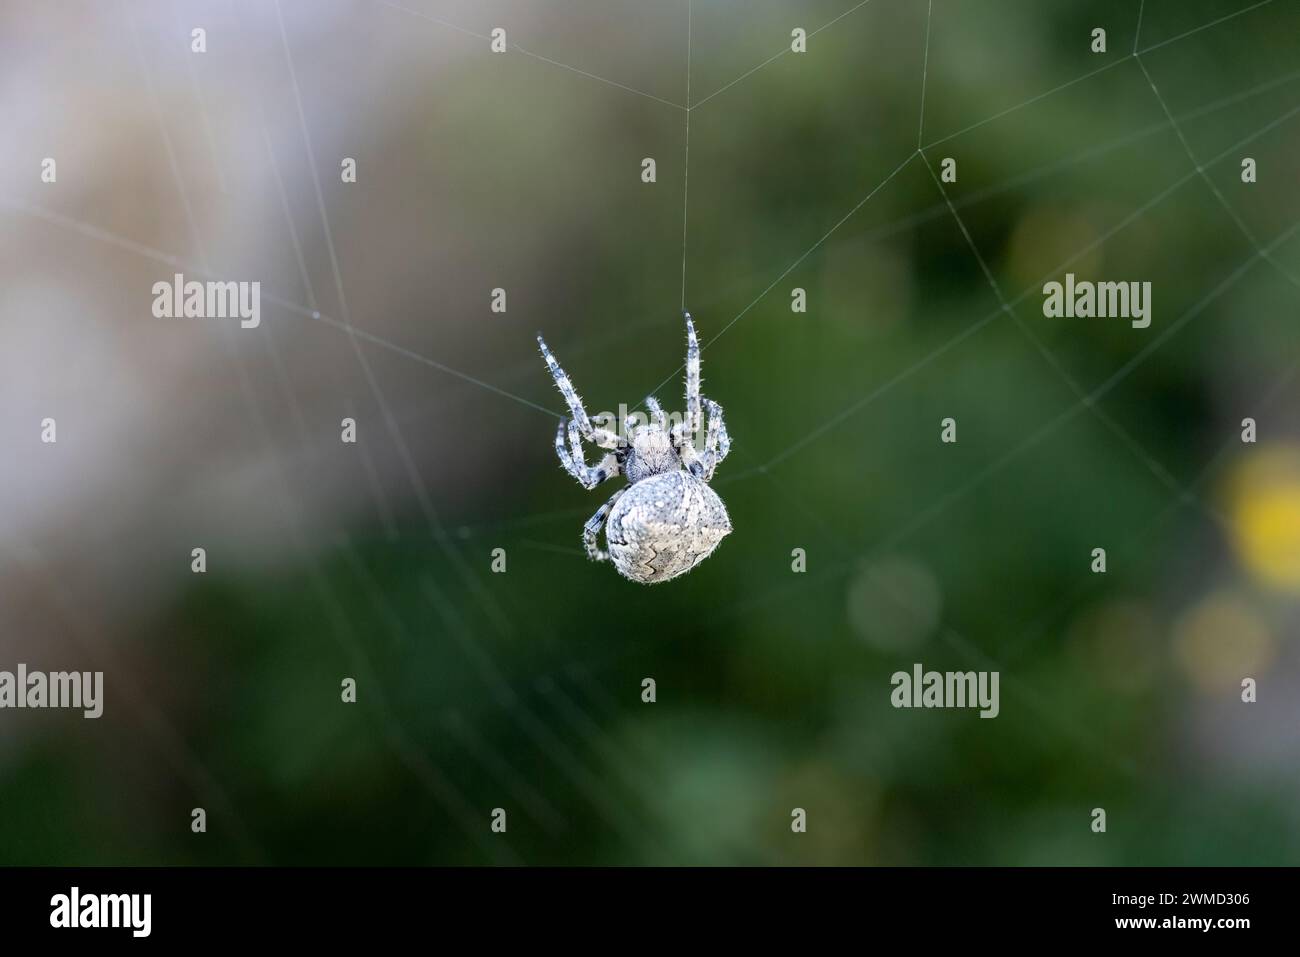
[537,312,732,584]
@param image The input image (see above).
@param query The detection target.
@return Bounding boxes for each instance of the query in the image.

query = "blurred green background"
[2,0,1300,865]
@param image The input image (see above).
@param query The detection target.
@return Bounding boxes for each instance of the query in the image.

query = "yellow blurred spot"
[1173,591,1273,695]
[1228,445,1300,590]
[1005,203,1103,290]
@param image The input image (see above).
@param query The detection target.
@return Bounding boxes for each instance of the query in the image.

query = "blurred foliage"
[4,0,1300,865]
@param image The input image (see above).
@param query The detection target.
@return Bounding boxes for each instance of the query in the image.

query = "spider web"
[3,0,1299,865]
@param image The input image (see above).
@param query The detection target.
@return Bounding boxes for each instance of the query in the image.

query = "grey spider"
[537,312,732,584]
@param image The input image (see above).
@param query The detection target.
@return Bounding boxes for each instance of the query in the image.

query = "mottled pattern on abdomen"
[605,471,732,584]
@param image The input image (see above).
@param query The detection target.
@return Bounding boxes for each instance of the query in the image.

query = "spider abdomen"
[605,470,732,584]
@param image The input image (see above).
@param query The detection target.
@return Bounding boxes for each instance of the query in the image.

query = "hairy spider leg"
[699,398,731,481]
[624,408,647,435]
[555,417,620,489]
[537,334,619,448]
[683,313,702,440]
[669,418,705,478]
[583,487,627,561]
[644,395,667,427]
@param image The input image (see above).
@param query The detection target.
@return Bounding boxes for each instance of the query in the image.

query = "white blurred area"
[2,0,1299,816]
[0,0,619,659]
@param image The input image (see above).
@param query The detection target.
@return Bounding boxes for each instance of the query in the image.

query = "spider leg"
[699,398,731,482]
[644,396,666,427]
[683,313,702,441]
[555,418,620,490]
[567,418,621,488]
[670,418,705,479]
[583,487,627,562]
[537,334,619,449]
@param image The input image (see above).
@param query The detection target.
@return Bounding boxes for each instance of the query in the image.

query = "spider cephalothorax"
[537,312,732,584]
